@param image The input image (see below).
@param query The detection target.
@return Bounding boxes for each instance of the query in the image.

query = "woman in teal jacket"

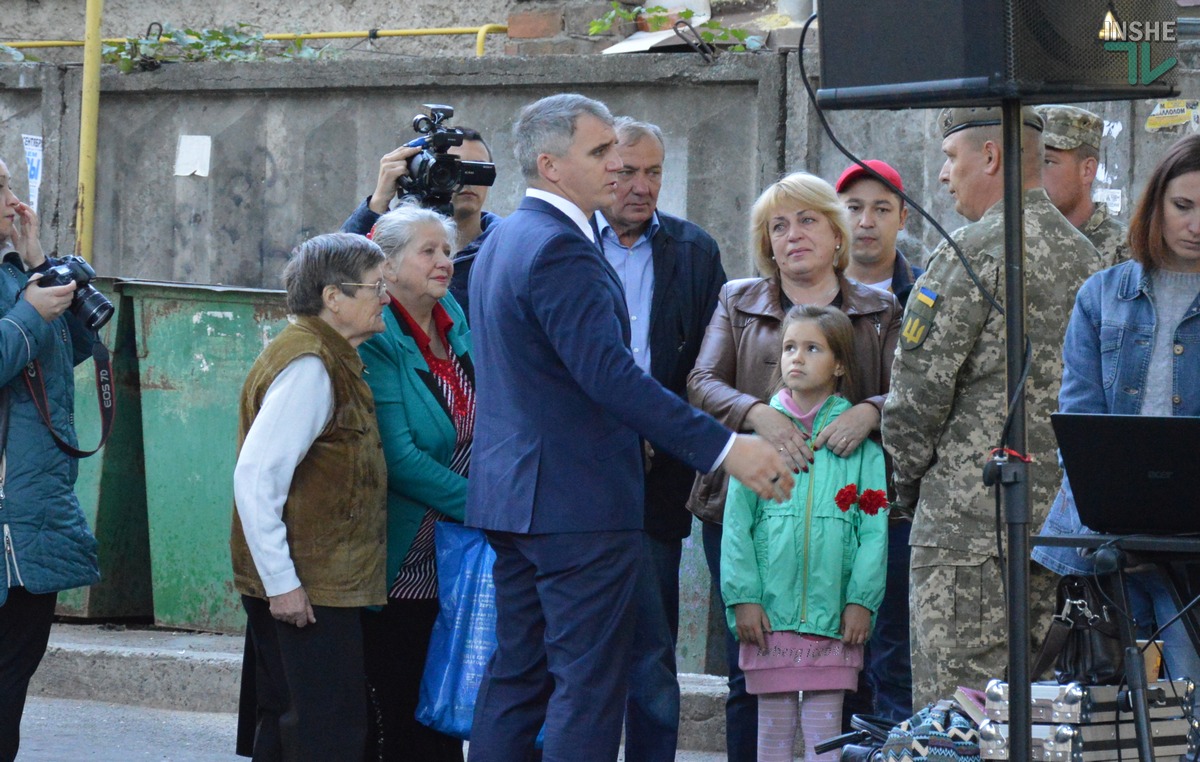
[358,203,471,762]
[0,159,99,762]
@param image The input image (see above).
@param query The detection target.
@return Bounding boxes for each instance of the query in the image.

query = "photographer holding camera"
[0,158,100,762]
[341,117,499,322]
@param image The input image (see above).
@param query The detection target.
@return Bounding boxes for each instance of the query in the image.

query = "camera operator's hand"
[369,145,422,214]
[23,273,76,323]
[13,202,45,269]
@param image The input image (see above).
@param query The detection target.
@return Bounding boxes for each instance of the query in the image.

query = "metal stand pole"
[999,98,1032,762]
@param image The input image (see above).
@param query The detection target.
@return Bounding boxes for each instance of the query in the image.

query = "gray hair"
[371,201,457,262]
[513,93,614,180]
[282,232,385,316]
[613,116,665,156]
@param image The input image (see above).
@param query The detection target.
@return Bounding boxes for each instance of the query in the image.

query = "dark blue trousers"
[701,521,757,762]
[866,521,914,722]
[470,530,641,762]
[623,534,683,762]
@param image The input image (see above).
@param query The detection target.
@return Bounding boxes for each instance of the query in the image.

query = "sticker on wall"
[1144,100,1200,133]
[21,134,42,212]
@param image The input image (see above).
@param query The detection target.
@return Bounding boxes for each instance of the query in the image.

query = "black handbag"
[1032,574,1125,685]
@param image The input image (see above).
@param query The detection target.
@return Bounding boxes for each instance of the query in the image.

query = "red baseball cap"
[835,160,904,195]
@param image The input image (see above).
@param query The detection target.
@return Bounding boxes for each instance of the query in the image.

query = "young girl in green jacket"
[721,304,888,762]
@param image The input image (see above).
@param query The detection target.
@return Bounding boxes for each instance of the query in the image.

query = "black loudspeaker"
[816,0,1180,109]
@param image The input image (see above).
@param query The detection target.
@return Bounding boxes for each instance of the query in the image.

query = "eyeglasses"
[340,280,389,298]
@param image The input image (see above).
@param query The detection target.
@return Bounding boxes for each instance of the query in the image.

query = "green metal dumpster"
[121,281,290,633]
[57,278,153,619]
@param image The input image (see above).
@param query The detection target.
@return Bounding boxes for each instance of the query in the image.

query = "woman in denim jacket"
[1033,134,1200,682]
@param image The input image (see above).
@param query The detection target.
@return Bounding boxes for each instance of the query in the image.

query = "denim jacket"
[1033,260,1200,575]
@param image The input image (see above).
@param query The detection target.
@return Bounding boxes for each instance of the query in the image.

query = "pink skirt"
[739,631,863,694]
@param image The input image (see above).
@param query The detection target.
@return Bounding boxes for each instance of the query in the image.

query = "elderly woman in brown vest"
[686,172,902,759]
[230,232,390,761]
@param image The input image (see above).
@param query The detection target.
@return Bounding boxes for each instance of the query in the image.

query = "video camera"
[398,104,497,217]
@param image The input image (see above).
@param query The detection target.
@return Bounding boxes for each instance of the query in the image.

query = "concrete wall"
[2,54,786,288]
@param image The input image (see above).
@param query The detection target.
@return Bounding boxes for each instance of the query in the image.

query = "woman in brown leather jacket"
[686,172,901,760]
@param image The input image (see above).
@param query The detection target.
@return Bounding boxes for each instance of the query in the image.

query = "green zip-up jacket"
[721,393,888,640]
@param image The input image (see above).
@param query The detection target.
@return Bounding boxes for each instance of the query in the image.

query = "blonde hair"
[750,172,851,279]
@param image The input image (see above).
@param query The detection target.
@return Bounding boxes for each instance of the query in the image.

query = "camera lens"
[73,285,114,331]
[425,156,460,194]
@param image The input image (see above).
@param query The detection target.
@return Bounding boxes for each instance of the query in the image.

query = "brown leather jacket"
[686,275,901,523]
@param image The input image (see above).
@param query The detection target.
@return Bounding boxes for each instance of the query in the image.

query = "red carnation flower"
[835,484,858,512]
[858,489,888,516]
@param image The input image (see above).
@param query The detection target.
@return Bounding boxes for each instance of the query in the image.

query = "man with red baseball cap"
[835,158,922,725]
[835,160,924,306]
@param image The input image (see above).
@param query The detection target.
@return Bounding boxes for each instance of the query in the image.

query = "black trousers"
[241,595,368,762]
[361,597,464,762]
[0,587,58,762]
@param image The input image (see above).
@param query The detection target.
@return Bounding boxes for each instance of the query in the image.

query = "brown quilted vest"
[230,315,387,607]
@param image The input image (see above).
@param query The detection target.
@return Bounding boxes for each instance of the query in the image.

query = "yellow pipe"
[474,24,507,56]
[74,0,103,262]
[5,25,509,56]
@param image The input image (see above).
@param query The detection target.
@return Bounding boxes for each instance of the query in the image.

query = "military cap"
[938,105,1044,138]
[1035,105,1102,151]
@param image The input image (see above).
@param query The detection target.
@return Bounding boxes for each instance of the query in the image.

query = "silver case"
[985,678,1194,724]
[979,717,1196,761]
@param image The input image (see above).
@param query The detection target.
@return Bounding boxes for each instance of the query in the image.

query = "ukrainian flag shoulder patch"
[900,287,939,350]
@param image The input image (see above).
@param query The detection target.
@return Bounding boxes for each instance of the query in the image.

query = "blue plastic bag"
[416,522,497,739]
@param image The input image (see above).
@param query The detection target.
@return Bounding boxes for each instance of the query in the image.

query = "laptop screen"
[1051,413,1200,536]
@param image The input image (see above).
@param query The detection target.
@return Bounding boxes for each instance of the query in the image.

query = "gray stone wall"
[2,54,785,287]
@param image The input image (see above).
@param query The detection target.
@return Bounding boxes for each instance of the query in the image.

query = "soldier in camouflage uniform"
[1036,104,1129,268]
[881,106,1103,707]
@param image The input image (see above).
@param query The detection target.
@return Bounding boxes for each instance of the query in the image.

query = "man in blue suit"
[595,117,726,761]
[466,93,791,762]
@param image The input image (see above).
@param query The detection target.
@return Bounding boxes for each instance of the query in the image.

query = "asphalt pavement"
[18,697,732,761]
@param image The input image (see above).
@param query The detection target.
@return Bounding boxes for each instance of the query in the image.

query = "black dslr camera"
[398,104,497,217]
[35,255,114,331]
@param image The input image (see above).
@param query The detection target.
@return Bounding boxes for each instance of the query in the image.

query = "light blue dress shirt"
[597,211,659,373]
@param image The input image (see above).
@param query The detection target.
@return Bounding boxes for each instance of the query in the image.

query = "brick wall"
[505,1,632,55]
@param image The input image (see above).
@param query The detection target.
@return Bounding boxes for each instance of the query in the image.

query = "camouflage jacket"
[881,189,1101,554]
[1081,202,1128,269]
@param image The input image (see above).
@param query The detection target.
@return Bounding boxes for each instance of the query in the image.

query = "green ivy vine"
[588,2,763,52]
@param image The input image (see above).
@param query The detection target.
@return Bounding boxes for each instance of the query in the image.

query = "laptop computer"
[1051,413,1200,536]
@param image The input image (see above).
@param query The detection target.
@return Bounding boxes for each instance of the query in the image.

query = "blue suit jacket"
[466,196,730,535]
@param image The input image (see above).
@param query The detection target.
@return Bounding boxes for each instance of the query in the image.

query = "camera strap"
[22,339,115,458]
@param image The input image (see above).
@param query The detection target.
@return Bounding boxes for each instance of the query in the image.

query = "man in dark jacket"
[340,128,499,321]
[835,159,923,724]
[595,117,726,762]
